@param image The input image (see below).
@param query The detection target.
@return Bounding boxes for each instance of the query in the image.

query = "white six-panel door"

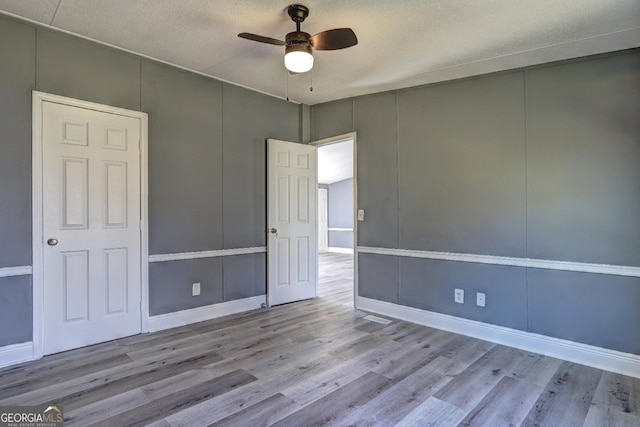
[41,101,142,355]
[267,139,318,306]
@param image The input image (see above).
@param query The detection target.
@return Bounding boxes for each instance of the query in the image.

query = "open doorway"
[313,135,355,307]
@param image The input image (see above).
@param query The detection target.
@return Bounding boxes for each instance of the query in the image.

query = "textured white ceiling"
[318,140,353,185]
[1,0,638,105]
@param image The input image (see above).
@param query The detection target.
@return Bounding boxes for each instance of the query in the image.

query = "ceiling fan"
[238,4,358,73]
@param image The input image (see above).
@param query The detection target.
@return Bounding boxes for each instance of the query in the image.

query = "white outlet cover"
[454,288,464,304]
[477,292,486,307]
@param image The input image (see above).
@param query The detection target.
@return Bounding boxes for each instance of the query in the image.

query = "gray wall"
[0,15,299,345]
[328,178,354,249]
[0,276,32,346]
[0,17,37,346]
[143,60,223,255]
[0,17,34,270]
[313,50,640,355]
[398,73,526,256]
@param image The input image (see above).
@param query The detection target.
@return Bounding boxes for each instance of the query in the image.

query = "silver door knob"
[47,238,59,246]
[269,228,278,236]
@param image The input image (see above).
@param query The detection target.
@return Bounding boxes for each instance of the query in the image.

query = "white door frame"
[317,188,328,252]
[310,132,358,307]
[32,91,149,360]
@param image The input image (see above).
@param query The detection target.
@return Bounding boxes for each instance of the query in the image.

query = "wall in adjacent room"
[311,50,640,355]
[328,178,354,249]
[0,15,299,345]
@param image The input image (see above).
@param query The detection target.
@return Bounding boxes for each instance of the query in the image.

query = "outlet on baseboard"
[192,282,201,296]
[454,288,464,304]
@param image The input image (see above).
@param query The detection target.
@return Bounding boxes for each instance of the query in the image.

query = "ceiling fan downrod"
[287,4,310,32]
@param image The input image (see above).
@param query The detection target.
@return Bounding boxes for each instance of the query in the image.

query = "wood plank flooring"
[1,254,638,426]
[318,251,354,307]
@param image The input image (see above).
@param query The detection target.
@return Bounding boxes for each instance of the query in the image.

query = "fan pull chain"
[310,69,313,92]
[286,71,290,102]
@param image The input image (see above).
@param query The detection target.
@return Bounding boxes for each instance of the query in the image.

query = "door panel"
[297,237,309,282]
[104,161,128,228]
[297,176,309,221]
[267,139,317,306]
[105,248,128,314]
[61,158,89,229]
[42,101,142,355]
[62,250,89,322]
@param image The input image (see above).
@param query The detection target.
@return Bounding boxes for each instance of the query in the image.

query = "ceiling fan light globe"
[285,50,313,73]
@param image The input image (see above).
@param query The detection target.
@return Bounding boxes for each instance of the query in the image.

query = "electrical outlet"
[192,282,201,296]
[477,292,486,307]
[454,288,464,304]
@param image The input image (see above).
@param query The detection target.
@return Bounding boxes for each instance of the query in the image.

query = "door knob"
[47,238,59,246]
[269,228,278,237]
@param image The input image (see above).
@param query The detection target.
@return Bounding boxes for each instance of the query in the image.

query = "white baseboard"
[0,341,34,369]
[356,296,640,379]
[147,295,266,332]
[327,247,354,254]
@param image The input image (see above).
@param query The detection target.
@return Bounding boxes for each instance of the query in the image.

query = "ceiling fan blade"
[310,28,357,50]
[238,33,285,46]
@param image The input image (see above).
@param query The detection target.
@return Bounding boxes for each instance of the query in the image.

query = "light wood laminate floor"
[1,256,638,426]
[318,251,354,307]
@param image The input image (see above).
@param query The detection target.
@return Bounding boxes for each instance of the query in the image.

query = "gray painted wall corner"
[300,103,312,144]
[0,15,303,346]
[313,50,640,355]
[311,98,354,141]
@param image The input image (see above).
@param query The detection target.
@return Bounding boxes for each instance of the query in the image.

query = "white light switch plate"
[357,209,365,221]
[192,282,201,296]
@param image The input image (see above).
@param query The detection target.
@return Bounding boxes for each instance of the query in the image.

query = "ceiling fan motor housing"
[286,31,312,51]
